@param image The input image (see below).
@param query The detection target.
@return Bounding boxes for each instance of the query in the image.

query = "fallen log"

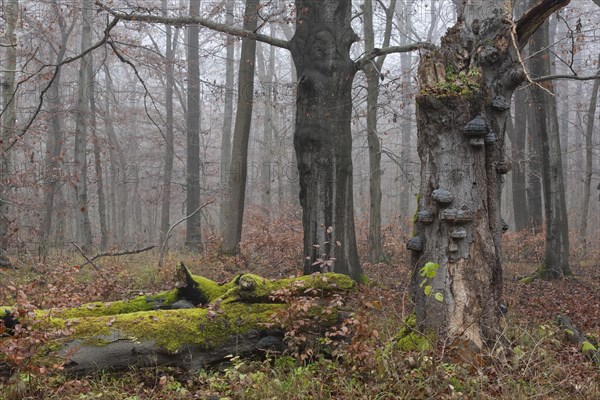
[0,263,355,375]
[557,315,600,367]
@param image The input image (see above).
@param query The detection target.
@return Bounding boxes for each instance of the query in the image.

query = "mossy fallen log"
[0,263,355,375]
[557,315,600,367]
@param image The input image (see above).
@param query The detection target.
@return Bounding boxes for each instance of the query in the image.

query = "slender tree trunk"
[41,2,71,258]
[219,0,235,235]
[290,0,363,280]
[579,56,600,246]
[529,21,571,279]
[160,0,176,245]
[73,0,94,251]
[89,54,108,251]
[526,94,543,231]
[410,0,566,346]
[222,0,259,255]
[185,0,203,251]
[362,0,397,263]
[0,0,18,266]
[511,90,529,231]
[103,68,128,245]
[256,38,275,215]
[398,0,414,220]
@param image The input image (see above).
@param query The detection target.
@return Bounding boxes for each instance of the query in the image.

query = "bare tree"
[159,0,178,245]
[40,0,75,258]
[73,0,94,251]
[222,0,259,255]
[219,0,235,235]
[362,0,397,263]
[0,0,18,266]
[579,55,600,247]
[529,18,571,278]
[89,53,108,250]
[185,0,202,251]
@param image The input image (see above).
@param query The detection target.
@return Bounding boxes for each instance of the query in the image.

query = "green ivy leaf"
[424,285,432,296]
[434,292,444,302]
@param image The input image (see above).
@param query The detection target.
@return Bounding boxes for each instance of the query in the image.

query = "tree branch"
[533,74,600,82]
[94,1,290,50]
[515,0,570,49]
[355,42,436,71]
[158,200,214,268]
[77,245,156,268]
[4,17,120,152]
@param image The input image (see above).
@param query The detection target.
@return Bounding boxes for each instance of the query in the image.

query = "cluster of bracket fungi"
[407,113,511,261]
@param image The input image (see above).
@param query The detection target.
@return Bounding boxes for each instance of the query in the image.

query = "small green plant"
[420,67,481,98]
[419,262,443,302]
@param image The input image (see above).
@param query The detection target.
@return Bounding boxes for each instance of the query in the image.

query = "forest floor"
[1,213,599,399]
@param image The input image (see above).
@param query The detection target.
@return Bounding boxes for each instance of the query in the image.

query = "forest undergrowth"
[1,210,599,399]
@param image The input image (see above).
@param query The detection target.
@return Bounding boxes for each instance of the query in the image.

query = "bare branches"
[516,0,571,50]
[71,241,124,289]
[533,74,600,82]
[77,245,156,268]
[4,17,120,152]
[355,42,437,71]
[158,200,214,268]
[94,0,290,50]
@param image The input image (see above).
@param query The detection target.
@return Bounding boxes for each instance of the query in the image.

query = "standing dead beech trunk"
[410,0,569,347]
[289,0,363,280]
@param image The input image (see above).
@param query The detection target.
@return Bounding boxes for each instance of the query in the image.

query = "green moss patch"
[66,303,283,353]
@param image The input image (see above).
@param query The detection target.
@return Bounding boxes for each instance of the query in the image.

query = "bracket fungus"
[432,188,454,205]
[407,236,424,252]
[417,210,434,224]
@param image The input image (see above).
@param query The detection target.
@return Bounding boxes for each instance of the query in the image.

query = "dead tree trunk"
[410,0,569,347]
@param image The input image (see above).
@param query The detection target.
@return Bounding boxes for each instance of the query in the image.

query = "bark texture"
[290,0,363,280]
[412,1,524,347]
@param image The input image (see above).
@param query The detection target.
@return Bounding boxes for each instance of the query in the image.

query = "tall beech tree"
[409,0,569,347]
[98,0,433,280]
